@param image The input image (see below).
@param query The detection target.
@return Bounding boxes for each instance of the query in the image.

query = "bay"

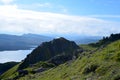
[0,49,33,63]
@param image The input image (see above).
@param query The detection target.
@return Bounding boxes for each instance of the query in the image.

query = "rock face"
[48,54,73,66]
[19,37,80,69]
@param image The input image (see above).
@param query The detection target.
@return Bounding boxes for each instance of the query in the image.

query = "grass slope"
[0,64,20,79]
[17,40,120,80]
[0,62,19,75]
[80,44,97,51]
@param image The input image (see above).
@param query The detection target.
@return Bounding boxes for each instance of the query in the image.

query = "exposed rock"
[48,54,73,65]
[18,70,28,76]
[18,37,80,69]
[32,67,48,73]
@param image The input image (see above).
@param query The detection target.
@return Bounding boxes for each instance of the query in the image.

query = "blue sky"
[0,0,120,36]
[13,0,118,15]
[15,0,120,16]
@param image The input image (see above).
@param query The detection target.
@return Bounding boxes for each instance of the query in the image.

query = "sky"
[0,0,120,36]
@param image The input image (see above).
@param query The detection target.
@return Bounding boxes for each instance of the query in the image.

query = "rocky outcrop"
[48,54,73,66]
[19,37,81,69]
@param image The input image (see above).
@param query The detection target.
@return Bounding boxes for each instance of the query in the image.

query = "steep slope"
[2,33,120,80]
[0,62,19,75]
[0,37,81,79]
[0,64,20,79]
[17,40,120,80]
[18,37,80,69]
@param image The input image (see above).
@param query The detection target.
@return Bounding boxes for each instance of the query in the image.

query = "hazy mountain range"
[0,34,53,51]
[0,34,101,51]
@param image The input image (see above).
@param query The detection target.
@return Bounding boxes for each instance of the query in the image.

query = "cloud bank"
[0,5,120,36]
[0,0,14,4]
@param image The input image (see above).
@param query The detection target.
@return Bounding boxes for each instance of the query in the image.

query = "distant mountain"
[44,34,102,44]
[72,36,102,44]
[18,37,81,69]
[0,34,53,51]
[0,33,102,51]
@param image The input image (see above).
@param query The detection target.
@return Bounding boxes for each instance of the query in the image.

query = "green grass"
[80,44,97,51]
[0,64,20,79]
[0,61,55,80]
[16,40,120,80]
[2,40,120,80]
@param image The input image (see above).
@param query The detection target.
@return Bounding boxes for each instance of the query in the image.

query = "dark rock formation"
[32,67,48,73]
[18,70,28,76]
[19,37,80,69]
[48,54,73,65]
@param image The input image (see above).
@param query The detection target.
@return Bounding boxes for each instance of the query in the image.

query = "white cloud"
[0,0,14,4]
[0,5,120,36]
[35,3,52,8]
[19,3,52,9]
[89,15,120,18]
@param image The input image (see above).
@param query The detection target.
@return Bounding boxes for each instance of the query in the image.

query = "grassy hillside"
[0,37,80,80]
[0,64,20,79]
[80,44,97,51]
[16,40,120,80]
[0,62,19,75]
